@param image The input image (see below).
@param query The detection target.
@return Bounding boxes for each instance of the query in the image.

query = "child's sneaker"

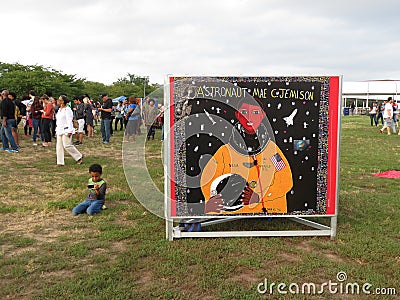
[101,205,107,210]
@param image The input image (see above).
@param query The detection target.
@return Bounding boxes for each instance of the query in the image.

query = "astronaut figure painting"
[168,76,340,218]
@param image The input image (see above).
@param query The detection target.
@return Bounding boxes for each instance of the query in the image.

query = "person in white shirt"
[380,97,394,135]
[368,102,378,126]
[56,95,83,165]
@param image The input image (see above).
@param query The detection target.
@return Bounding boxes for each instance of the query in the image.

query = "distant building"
[342,80,400,114]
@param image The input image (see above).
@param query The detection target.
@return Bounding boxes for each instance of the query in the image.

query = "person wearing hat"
[98,93,113,143]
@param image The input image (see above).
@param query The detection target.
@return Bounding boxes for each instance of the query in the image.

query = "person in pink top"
[40,95,54,147]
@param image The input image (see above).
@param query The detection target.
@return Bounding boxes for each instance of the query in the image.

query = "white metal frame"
[164,75,342,241]
[168,216,337,240]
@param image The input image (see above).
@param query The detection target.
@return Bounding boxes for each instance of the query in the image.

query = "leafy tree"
[82,81,108,101]
[0,62,85,97]
[0,62,157,102]
[108,73,158,99]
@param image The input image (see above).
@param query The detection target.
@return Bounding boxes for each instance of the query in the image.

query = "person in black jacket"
[8,92,22,146]
[98,94,113,144]
[1,90,19,152]
[73,96,85,145]
[29,96,44,146]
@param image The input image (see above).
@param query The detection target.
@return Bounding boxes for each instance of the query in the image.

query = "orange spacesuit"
[200,101,293,214]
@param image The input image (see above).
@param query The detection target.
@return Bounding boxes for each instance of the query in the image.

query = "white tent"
[342,80,400,114]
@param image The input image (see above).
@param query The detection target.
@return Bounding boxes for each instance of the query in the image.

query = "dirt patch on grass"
[293,240,347,263]
[294,240,314,252]
[230,267,259,285]
[6,246,37,257]
[322,252,346,263]
[278,251,303,263]
[134,270,154,289]
[39,269,75,279]
[2,210,71,235]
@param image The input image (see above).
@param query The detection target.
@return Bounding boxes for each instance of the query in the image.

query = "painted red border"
[326,76,340,215]
[169,76,176,216]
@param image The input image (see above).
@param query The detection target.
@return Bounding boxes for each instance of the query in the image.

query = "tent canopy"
[112,96,127,103]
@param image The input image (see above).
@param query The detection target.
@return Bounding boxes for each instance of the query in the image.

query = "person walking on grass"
[72,164,107,216]
[55,95,83,166]
[380,97,394,135]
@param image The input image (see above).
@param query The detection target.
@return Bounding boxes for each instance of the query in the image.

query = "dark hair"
[29,90,36,96]
[89,164,102,174]
[128,96,137,104]
[9,92,17,99]
[40,94,49,100]
[59,95,69,104]
[33,95,40,104]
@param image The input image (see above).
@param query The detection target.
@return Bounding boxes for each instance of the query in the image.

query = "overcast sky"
[2,0,400,85]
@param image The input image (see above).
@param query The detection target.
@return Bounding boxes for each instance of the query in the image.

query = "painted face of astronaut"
[235,102,266,134]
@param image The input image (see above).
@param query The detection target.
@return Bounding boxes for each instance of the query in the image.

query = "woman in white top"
[368,103,378,126]
[56,95,83,165]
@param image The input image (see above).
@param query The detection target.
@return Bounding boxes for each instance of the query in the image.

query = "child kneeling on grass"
[72,164,107,216]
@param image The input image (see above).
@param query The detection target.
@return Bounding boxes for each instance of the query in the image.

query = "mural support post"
[167,217,336,240]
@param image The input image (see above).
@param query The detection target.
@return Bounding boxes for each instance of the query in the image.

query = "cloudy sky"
[2,0,400,85]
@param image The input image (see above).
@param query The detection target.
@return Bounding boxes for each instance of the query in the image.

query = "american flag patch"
[270,153,286,171]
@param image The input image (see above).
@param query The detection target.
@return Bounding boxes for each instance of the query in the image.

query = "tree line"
[0,62,159,100]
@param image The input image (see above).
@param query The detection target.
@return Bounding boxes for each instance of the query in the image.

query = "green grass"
[0,117,399,299]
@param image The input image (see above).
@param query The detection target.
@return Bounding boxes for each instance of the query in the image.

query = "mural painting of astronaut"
[172,76,339,218]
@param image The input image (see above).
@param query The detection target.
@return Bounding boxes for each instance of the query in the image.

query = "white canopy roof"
[343,80,400,100]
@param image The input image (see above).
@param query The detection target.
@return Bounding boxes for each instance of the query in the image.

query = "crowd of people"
[0,89,165,161]
[368,97,400,135]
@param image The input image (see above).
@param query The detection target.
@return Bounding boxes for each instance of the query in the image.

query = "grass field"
[0,117,399,299]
